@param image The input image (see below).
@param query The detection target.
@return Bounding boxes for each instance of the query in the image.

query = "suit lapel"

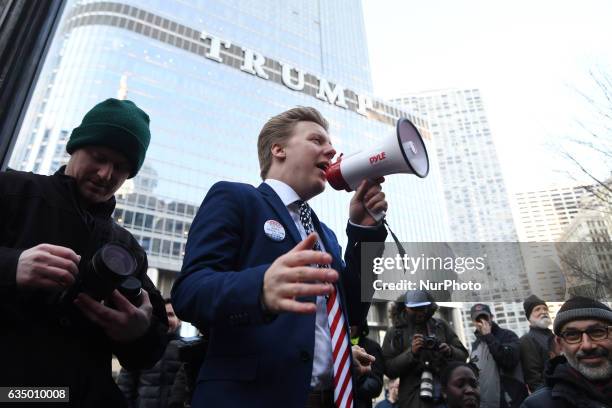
[258,184,351,314]
[310,211,342,270]
[310,211,353,322]
[257,183,302,245]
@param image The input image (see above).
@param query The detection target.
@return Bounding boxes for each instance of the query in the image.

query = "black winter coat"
[117,333,182,408]
[520,356,612,408]
[0,169,168,407]
[519,326,554,392]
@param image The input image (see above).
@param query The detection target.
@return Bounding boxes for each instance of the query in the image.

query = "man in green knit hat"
[0,98,168,407]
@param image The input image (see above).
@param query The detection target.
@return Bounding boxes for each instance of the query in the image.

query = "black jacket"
[0,169,168,407]
[520,356,612,408]
[355,333,385,408]
[117,333,183,408]
[519,326,554,392]
[471,322,528,408]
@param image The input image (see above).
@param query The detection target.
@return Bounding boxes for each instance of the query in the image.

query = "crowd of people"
[110,289,612,408]
[1,98,610,408]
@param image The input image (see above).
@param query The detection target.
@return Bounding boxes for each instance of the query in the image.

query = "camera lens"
[100,244,136,277]
[60,242,139,304]
[119,276,142,305]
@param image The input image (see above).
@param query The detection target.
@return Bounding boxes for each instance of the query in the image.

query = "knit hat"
[66,98,151,178]
[553,296,612,335]
[523,294,547,319]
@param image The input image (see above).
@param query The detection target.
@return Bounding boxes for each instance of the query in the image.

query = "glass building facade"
[10,0,451,306]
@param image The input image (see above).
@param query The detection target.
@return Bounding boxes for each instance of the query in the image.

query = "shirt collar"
[264,178,303,207]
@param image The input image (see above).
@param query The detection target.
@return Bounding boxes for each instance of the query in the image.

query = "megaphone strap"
[383,218,408,274]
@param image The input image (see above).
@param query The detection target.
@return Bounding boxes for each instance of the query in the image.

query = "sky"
[362,0,612,193]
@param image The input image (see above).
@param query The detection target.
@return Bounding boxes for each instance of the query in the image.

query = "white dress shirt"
[264,178,334,389]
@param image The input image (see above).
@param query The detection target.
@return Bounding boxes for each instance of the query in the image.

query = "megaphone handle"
[366,207,386,223]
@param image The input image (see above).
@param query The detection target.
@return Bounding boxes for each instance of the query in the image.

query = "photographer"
[0,99,168,407]
[382,291,468,408]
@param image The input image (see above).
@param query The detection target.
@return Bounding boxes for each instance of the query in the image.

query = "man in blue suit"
[172,107,388,407]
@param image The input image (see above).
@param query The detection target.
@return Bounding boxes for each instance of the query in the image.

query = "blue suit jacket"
[172,181,387,407]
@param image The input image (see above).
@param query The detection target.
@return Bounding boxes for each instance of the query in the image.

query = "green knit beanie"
[66,98,151,178]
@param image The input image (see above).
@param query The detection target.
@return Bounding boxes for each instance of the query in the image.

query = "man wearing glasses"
[520,296,612,408]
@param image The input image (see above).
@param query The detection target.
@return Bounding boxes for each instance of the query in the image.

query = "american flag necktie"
[297,201,354,408]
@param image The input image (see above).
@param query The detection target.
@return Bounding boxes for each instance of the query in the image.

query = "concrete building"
[513,185,587,300]
[391,89,531,341]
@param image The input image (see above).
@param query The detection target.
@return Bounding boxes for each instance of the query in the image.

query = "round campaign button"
[264,220,285,242]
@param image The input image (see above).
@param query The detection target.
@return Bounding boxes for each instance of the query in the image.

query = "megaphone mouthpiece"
[326,157,351,192]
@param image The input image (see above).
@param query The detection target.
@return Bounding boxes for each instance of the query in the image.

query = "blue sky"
[362,0,612,192]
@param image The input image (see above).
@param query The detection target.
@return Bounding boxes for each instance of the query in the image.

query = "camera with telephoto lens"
[61,242,141,305]
[419,361,434,400]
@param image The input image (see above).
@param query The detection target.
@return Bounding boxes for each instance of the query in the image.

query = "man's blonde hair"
[257,107,329,180]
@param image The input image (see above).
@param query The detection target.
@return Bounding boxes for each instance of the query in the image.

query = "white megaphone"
[325,117,429,221]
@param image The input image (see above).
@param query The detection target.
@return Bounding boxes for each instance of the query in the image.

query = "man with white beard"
[520,296,612,408]
[519,295,555,392]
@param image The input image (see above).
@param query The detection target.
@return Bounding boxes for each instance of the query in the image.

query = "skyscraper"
[392,89,533,341]
[9,0,450,313]
[513,184,587,299]
[392,89,530,301]
[514,185,586,241]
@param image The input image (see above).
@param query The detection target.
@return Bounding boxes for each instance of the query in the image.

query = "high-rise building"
[392,90,530,299]
[9,0,452,340]
[392,90,517,241]
[392,89,533,340]
[514,185,586,241]
[513,185,587,300]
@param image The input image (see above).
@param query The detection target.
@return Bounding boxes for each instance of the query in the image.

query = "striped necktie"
[297,201,354,408]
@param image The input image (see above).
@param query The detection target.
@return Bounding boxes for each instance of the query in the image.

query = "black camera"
[61,242,140,304]
[422,335,440,350]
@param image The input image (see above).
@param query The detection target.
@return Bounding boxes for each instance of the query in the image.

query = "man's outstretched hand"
[262,233,338,314]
